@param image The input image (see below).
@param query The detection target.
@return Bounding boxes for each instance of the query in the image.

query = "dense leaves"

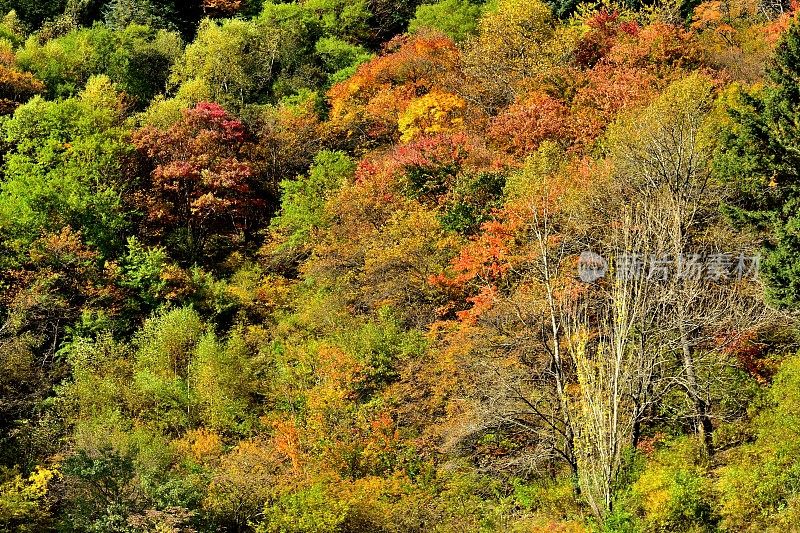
[133,102,268,263]
[716,19,800,309]
[0,1,797,532]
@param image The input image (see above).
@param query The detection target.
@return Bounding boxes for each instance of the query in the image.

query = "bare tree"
[599,73,773,455]
[446,75,772,520]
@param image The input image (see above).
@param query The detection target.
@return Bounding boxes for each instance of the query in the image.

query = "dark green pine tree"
[716,19,800,308]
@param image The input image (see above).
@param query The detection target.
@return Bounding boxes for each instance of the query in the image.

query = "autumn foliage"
[1,1,799,532]
[327,34,459,146]
[133,102,268,261]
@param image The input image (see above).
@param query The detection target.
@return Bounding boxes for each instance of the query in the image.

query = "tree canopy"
[0,1,798,532]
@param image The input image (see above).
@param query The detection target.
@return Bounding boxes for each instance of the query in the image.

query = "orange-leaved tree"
[326,34,460,149]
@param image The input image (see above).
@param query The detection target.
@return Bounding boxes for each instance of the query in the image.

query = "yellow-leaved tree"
[398,90,466,142]
[0,466,58,531]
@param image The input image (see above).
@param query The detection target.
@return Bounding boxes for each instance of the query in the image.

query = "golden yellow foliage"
[0,466,58,528]
[174,428,224,463]
[205,438,284,527]
[398,90,466,141]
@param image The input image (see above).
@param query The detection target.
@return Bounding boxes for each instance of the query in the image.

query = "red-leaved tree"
[133,102,267,263]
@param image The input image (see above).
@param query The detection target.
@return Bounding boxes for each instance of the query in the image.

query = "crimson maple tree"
[133,102,268,263]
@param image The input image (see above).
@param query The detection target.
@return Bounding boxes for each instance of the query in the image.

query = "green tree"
[408,0,484,42]
[314,36,372,86]
[715,20,800,309]
[0,76,133,260]
[303,0,371,43]
[17,23,182,105]
[717,353,800,530]
[257,483,348,533]
[0,1,67,30]
[268,150,355,261]
[102,0,179,31]
[171,5,326,108]
[189,330,254,433]
[132,307,205,427]
[170,17,279,108]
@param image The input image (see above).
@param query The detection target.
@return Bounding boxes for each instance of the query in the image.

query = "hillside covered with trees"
[1,0,800,531]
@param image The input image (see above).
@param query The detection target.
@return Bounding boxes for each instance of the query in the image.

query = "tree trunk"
[680,325,714,455]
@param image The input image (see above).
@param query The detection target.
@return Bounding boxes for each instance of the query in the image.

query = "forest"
[0,0,800,531]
